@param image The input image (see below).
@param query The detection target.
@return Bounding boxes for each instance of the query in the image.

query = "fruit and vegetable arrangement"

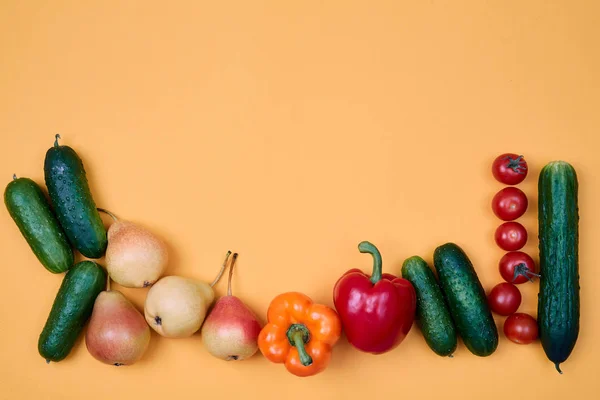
[4,137,581,376]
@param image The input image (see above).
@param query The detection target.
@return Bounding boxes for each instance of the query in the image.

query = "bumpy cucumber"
[5,176,73,273]
[402,256,457,357]
[433,243,498,357]
[538,161,579,373]
[38,261,106,362]
[44,135,107,258]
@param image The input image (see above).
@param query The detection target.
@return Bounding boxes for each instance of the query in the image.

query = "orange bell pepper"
[258,292,342,377]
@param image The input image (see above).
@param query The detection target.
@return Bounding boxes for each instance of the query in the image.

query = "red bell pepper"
[333,241,416,354]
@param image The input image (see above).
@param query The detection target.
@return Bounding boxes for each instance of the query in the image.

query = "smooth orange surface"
[259,292,342,377]
[1,1,598,399]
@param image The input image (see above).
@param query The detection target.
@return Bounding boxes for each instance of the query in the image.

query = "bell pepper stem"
[286,324,312,367]
[359,241,383,284]
[292,332,312,366]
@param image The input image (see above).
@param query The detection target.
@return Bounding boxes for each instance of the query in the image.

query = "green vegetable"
[402,256,457,357]
[44,134,107,258]
[538,161,580,374]
[4,176,73,273]
[38,261,106,362]
[434,243,498,357]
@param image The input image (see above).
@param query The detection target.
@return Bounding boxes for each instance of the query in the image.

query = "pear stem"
[227,253,238,296]
[12,174,17,180]
[210,251,232,287]
[97,208,118,222]
[54,134,61,147]
[106,273,111,291]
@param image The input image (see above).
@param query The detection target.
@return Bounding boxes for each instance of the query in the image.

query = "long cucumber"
[538,161,580,373]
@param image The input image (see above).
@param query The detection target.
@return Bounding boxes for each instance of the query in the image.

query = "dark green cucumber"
[44,134,107,258]
[4,176,73,273]
[38,261,106,362]
[538,161,579,374]
[434,243,498,357]
[402,256,457,357]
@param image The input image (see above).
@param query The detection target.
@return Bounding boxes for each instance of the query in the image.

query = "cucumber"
[402,256,457,357]
[538,161,579,373]
[38,261,106,362]
[4,176,73,273]
[44,134,107,258]
[433,243,498,357]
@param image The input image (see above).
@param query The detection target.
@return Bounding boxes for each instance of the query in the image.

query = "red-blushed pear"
[99,208,168,288]
[201,253,262,361]
[85,277,150,366]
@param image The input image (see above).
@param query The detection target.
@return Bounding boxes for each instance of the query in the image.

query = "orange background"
[1,1,598,399]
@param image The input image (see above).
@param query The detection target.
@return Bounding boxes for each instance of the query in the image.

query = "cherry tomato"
[492,187,528,221]
[504,313,538,344]
[492,153,528,185]
[499,251,539,284]
[495,222,527,251]
[488,283,521,316]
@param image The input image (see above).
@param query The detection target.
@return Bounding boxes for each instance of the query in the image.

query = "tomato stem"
[504,155,527,174]
[286,324,312,367]
[359,241,383,284]
[211,251,232,287]
[512,263,540,283]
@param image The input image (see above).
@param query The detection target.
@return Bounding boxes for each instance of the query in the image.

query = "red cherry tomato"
[504,313,538,344]
[488,283,521,316]
[492,153,528,185]
[499,251,539,284]
[492,187,528,221]
[495,222,527,251]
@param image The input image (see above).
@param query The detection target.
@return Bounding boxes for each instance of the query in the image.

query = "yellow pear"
[144,252,231,338]
[100,209,168,288]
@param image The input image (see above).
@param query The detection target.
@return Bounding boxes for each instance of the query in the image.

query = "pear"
[85,285,150,366]
[144,252,230,338]
[99,208,168,288]
[201,253,262,361]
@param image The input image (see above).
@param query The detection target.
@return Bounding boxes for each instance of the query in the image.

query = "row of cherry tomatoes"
[488,154,538,344]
